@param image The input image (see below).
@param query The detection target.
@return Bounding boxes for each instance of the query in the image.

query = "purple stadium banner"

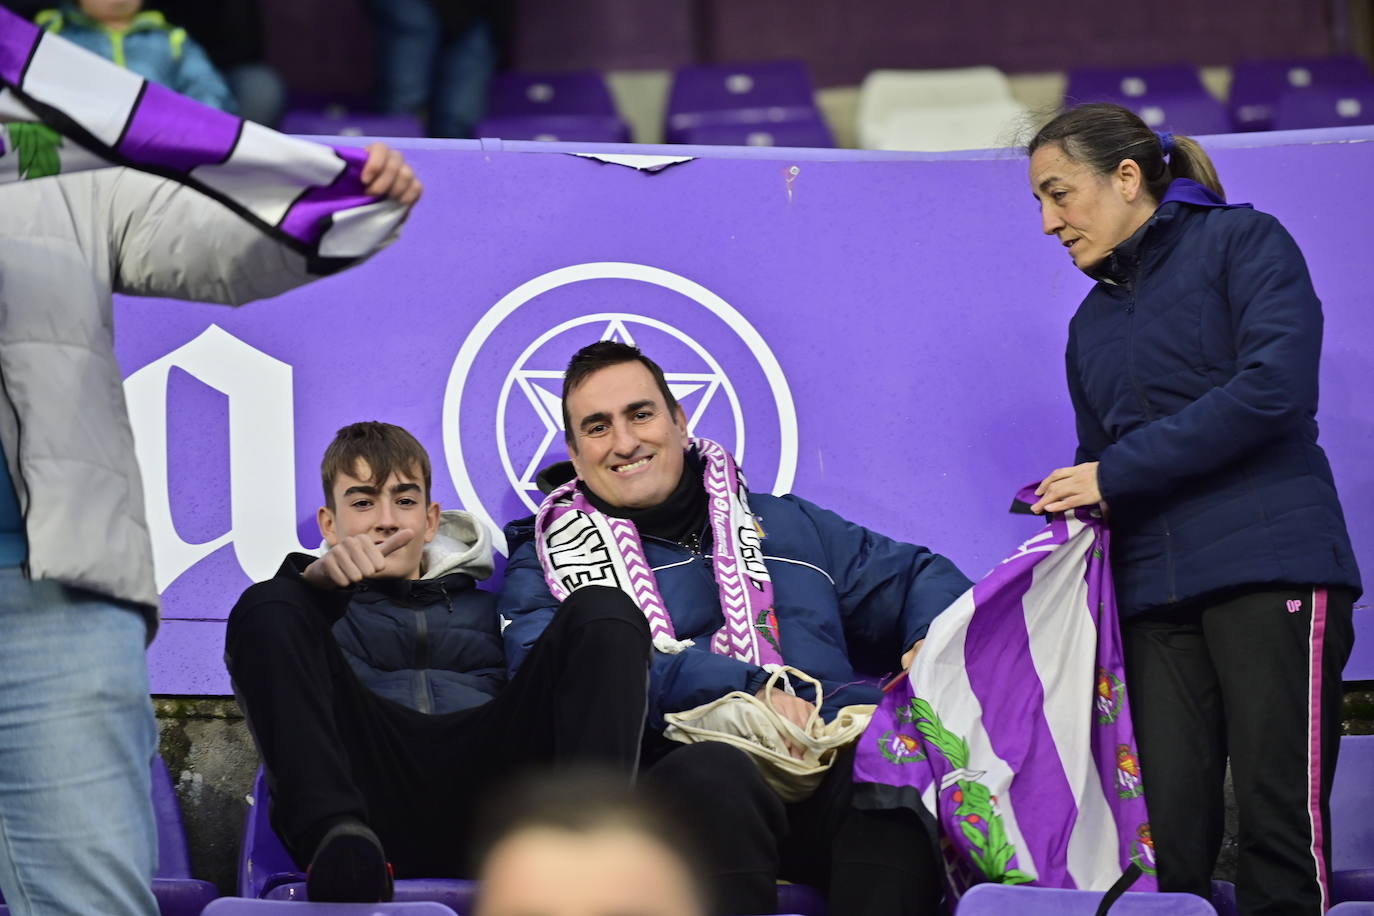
[119,129,1374,695]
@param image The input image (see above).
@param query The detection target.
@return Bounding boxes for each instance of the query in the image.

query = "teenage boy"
[226,422,650,902]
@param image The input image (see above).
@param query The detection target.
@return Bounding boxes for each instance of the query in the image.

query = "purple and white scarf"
[0,6,406,273]
[535,438,785,667]
[852,486,1156,899]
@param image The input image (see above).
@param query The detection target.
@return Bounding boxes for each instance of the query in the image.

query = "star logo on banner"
[504,317,730,510]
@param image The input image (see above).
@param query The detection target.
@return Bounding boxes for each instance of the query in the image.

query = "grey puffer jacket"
[0,168,363,632]
[328,511,505,714]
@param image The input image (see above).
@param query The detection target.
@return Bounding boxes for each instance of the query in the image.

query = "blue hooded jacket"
[38,4,235,112]
[1068,179,1361,616]
[499,477,972,729]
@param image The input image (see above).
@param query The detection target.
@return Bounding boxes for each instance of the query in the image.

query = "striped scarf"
[853,488,1156,898]
[535,438,785,668]
[0,6,405,273]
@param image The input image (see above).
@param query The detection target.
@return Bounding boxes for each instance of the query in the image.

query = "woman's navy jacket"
[499,493,972,728]
[1068,179,1361,616]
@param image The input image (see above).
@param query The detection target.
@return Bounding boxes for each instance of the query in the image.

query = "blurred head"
[1026,102,1224,272]
[474,770,707,916]
[317,422,438,579]
[77,0,143,26]
[562,341,689,510]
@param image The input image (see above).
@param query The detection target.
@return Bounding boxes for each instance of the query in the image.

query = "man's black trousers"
[645,739,943,916]
[1122,586,1355,916]
[225,582,651,878]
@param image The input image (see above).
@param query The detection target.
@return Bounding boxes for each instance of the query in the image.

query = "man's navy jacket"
[499,492,972,729]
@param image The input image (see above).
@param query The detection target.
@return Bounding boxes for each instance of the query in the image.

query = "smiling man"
[225,422,650,902]
[499,341,973,916]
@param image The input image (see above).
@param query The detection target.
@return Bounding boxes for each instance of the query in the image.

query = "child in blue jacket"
[37,0,235,111]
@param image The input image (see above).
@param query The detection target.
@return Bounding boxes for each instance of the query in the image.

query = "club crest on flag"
[1095,666,1126,725]
[1131,823,1158,876]
[1115,744,1144,800]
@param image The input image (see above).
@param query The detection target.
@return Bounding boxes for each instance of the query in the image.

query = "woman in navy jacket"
[1026,103,1360,916]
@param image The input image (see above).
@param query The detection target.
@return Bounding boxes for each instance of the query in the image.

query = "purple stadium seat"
[666,60,823,144]
[238,768,477,908]
[486,71,619,118]
[1066,66,1210,105]
[1210,879,1238,916]
[0,756,219,916]
[777,882,827,915]
[1230,57,1374,132]
[674,117,835,149]
[474,113,631,143]
[1332,734,1374,905]
[279,108,426,138]
[954,883,1218,913]
[1271,85,1374,131]
[204,901,457,915]
[1331,903,1374,914]
[1064,66,1230,136]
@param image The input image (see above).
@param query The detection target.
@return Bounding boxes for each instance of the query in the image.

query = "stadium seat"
[1332,734,1374,904]
[1331,903,1374,914]
[856,67,1025,151]
[279,108,425,138]
[674,117,834,148]
[237,767,477,908]
[1230,57,1374,132]
[477,71,631,142]
[0,756,219,916]
[1064,66,1230,136]
[666,60,824,145]
[475,113,632,143]
[1272,85,1374,131]
[204,901,457,915]
[954,882,1218,913]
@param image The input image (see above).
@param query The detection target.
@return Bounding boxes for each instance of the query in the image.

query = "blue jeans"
[0,568,158,916]
[367,0,497,138]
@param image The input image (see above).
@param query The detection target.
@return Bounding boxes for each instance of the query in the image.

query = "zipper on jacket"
[413,607,433,714]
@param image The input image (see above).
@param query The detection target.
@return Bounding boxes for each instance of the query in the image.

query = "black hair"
[1027,102,1224,202]
[561,340,680,450]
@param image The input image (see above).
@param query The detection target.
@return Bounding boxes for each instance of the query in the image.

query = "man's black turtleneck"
[580,450,708,547]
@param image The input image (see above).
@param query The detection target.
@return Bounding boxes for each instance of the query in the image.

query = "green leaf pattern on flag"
[907,695,1033,886]
[7,123,63,180]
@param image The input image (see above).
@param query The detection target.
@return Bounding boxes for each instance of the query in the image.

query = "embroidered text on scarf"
[0,6,406,274]
[535,438,785,668]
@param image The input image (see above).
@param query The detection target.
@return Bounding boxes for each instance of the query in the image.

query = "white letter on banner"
[124,324,307,591]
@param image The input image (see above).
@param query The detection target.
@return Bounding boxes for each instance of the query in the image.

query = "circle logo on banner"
[444,262,797,554]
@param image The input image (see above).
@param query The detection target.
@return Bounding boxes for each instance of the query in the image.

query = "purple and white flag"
[853,486,1156,899]
[0,5,405,272]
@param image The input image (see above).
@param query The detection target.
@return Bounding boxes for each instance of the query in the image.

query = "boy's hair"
[320,422,432,509]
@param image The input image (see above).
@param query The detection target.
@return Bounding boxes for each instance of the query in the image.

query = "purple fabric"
[276,145,370,244]
[853,488,1155,896]
[0,8,38,86]
[117,80,241,172]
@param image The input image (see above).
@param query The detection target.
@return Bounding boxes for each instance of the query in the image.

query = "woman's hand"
[1031,462,1104,514]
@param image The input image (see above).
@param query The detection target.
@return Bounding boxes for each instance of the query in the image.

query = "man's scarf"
[535,438,785,668]
[0,6,406,273]
[852,488,1155,898]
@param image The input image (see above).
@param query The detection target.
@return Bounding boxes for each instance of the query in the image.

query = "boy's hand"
[361,141,422,206]
[303,529,415,589]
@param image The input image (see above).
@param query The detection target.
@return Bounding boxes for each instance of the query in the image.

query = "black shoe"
[306,819,394,902]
